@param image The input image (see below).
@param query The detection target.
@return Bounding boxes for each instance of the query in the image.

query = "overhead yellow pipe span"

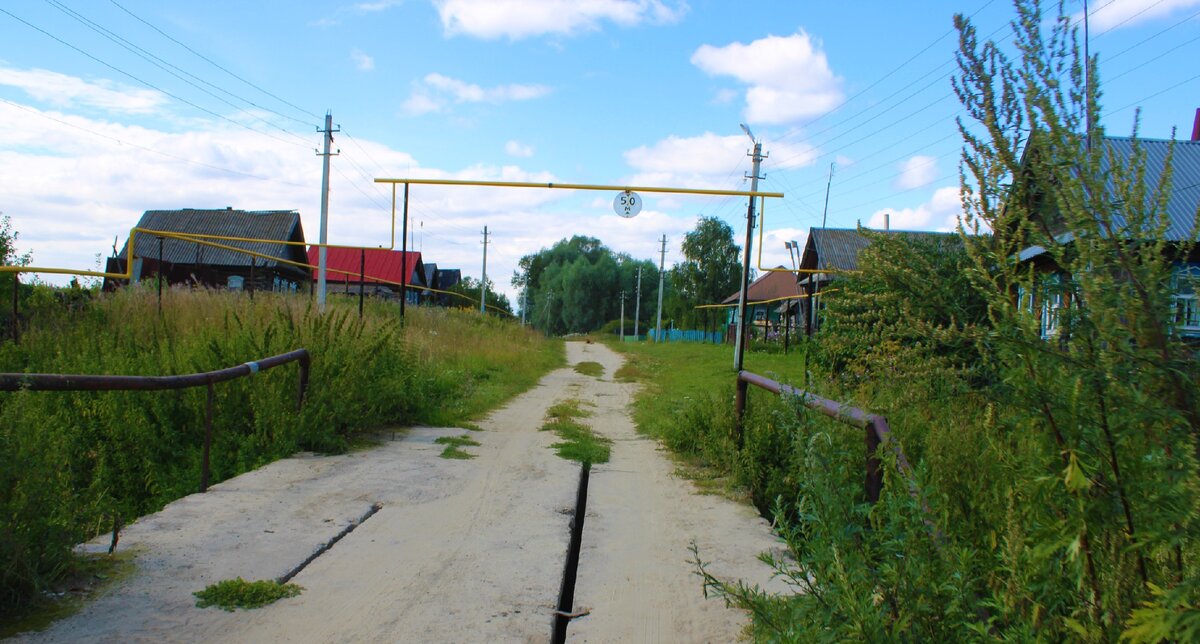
[754,196,859,275]
[0,228,511,315]
[374,177,784,199]
[693,289,840,310]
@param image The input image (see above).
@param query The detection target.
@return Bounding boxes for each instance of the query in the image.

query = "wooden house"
[306,247,427,303]
[104,208,308,292]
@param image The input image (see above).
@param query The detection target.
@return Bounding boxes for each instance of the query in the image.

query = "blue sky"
[3,0,1200,306]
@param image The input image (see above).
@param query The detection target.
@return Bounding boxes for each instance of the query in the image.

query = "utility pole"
[620,290,625,342]
[734,124,766,372]
[634,266,642,338]
[316,110,339,311]
[654,235,666,342]
[480,226,490,314]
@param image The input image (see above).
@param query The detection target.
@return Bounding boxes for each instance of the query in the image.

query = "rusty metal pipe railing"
[0,349,311,492]
[736,370,917,504]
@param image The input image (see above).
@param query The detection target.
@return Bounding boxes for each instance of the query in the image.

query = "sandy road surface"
[15,342,783,643]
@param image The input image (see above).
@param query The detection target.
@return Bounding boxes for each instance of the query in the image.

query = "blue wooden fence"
[645,329,724,343]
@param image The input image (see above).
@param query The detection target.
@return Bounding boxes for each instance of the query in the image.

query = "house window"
[227,275,244,290]
[1174,264,1200,335]
[1039,273,1066,339]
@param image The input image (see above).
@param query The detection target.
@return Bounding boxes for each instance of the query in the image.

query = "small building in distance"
[104,208,308,292]
[722,268,804,339]
[434,269,462,306]
[306,247,427,303]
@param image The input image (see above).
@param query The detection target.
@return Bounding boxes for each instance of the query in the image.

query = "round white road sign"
[613,191,642,218]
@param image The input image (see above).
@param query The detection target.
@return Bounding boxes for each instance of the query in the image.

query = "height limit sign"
[614,190,642,218]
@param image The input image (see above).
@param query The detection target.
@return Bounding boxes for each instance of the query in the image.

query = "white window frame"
[1174,264,1200,335]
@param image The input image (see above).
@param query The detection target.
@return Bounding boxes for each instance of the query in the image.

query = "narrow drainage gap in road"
[277,503,382,584]
[552,463,591,644]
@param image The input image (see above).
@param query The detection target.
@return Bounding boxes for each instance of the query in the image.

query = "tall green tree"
[668,216,743,330]
[514,236,657,335]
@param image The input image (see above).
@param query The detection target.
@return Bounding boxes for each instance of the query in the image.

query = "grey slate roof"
[799,228,961,273]
[1101,137,1200,241]
[124,209,307,269]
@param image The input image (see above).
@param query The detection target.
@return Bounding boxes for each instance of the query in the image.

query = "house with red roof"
[306,247,428,303]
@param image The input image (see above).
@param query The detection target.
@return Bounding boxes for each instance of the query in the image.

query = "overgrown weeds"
[435,435,480,460]
[541,399,609,464]
[193,578,303,611]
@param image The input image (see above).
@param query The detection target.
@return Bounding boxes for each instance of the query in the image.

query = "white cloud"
[623,131,817,188]
[0,66,167,114]
[351,50,376,71]
[866,185,964,232]
[691,31,843,125]
[401,94,442,116]
[894,155,936,190]
[433,0,687,40]
[712,88,737,105]
[356,0,404,10]
[403,73,550,115]
[1082,0,1200,30]
[505,140,534,157]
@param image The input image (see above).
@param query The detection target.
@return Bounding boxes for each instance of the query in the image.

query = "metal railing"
[735,370,917,504]
[0,348,311,492]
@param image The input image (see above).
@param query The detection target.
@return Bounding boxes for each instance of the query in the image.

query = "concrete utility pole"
[316,111,339,310]
[480,226,490,315]
[620,290,625,342]
[734,124,767,372]
[634,266,642,338]
[654,235,666,342]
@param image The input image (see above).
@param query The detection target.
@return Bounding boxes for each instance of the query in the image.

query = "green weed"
[572,361,604,377]
[541,399,609,464]
[193,578,302,611]
[435,435,480,460]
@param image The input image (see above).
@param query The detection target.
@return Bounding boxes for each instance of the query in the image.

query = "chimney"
[1192,108,1200,142]
[884,212,891,231]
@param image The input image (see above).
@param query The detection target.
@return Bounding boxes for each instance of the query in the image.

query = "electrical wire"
[107,0,320,123]
[0,97,309,188]
[0,7,305,149]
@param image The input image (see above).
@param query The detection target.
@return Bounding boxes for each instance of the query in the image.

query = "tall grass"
[0,286,561,614]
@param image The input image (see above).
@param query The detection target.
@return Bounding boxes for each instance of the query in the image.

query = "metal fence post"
[734,373,748,447]
[200,382,215,492]
[10,272,17,345]
[865,420,883,504]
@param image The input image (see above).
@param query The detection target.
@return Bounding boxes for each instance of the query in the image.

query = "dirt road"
[17,342,782,643]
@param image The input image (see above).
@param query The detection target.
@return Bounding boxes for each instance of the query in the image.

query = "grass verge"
[541,399,610,464]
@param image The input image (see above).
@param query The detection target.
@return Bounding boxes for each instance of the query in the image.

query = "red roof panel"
[306,247,423,285]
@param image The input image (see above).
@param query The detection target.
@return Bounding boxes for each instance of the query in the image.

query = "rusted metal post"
[157,236,163,314]
[10,272,17,344]
[296,351,310,410]
[865,421,883,504]
[200,382,214,492]
[400,183,409,320]
[248,257,255,301]
[734,373,748,447]
[359,248,365,318]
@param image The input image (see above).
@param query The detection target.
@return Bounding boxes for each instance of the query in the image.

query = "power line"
[107,0,320,123]
[0,97,309,187]
[0,7,306,149]
[42,0,314,142]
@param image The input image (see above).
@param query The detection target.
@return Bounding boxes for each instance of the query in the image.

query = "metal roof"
[1101,137,1200,241]
[306,247,425,286]
[799,228,961,273]
[125,209,307,269]
[722,268,802,304]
